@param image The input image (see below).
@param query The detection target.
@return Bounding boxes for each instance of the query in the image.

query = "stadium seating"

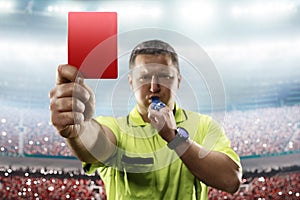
[209,172,300,199]
[1,105,299,158]
[0,167,299,199]
[0,167,106,200]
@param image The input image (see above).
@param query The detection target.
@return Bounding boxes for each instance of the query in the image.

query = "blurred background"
[0,0,300,199]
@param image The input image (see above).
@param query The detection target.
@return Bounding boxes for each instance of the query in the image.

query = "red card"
[68,12,118,79]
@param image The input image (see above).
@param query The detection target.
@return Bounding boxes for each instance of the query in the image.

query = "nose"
[150,75,160,93]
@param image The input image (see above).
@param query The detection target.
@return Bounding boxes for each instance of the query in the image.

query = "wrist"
[167,127,190,150]
[161,129,176,143]
[174,138,192,156]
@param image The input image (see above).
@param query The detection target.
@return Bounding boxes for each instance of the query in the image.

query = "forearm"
[175,140,242,194]
[65,119,116,164]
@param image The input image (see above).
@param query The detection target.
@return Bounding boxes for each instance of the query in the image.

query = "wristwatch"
[167,127,190,150]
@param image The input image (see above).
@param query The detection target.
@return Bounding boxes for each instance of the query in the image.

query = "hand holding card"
[68,12,118,79]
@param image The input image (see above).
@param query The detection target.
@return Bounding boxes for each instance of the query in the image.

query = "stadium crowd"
[223,105,300,156]
[209,171,300,199]
[0,167,106,200]
[0,106,21,156]
[1,105,300,199]
[0,167,299,199]
[0,106,73,157]
[1,105,300,158]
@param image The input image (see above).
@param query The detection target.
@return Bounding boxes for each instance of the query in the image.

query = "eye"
[139,74,152,82]
[158,74,174,80]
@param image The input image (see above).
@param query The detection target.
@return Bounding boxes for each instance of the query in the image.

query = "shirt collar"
[128,103,188,127]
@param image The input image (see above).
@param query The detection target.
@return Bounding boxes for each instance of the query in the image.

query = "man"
[49,40,242,199]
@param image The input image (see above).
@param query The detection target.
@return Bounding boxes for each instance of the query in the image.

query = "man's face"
[128,54,181,114]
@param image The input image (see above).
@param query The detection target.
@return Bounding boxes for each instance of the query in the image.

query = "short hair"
[129,40,179,72]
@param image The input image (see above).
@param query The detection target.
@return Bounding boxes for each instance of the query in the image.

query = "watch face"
[178,127,189,138]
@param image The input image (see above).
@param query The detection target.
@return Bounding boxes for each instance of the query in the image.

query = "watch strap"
[167,128,189,150]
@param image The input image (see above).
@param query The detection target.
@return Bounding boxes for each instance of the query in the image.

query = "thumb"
[56,64,82,85]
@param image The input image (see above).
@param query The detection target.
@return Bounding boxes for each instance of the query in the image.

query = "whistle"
[151,97,166,111]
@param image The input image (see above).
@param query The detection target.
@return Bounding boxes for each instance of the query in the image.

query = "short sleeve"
[202,119,242,169]
[81,116,121,175]
[82,162,103,175]
[95,116,121,142]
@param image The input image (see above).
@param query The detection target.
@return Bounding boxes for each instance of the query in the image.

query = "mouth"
[148,95,160,103]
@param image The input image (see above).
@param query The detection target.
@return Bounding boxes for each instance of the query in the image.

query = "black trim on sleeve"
[83,163,92,173]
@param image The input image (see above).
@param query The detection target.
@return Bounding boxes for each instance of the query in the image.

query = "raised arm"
[49,64,116,164]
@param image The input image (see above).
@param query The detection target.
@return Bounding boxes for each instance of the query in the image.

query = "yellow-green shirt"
[83,105,241,200]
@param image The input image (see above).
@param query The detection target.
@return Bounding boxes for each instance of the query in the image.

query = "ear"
[177,74,182,89]
[128,73,133,90]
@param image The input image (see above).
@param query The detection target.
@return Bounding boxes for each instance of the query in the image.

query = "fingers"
[50,97,85,113]
[49,82,90,103]
[51,111,84,132]
[148,106,177,140]
[148,107,168,127]
[49,82,93,130]
[148,108,162,122]
[56,64,82,85]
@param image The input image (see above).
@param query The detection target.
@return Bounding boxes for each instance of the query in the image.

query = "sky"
[1,0,300,112]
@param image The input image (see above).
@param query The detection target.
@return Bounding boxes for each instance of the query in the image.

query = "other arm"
[148,107,241,194]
